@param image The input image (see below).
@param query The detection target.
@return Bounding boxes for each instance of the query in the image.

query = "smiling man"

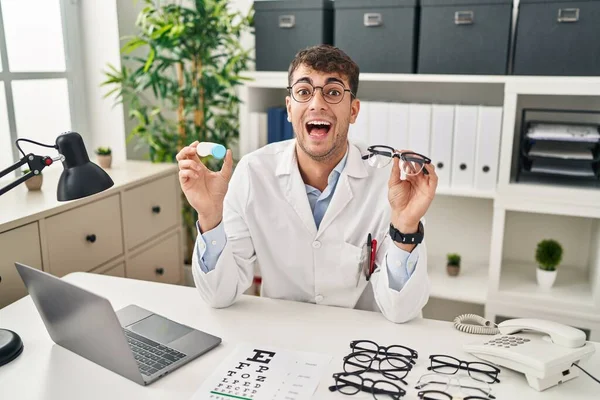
[177,44,438,323]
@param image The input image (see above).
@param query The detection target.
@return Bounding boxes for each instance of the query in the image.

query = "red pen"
[369,239,377,276]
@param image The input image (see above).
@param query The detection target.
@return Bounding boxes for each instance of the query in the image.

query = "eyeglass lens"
[290,82,347,104]
[365,148,426,175]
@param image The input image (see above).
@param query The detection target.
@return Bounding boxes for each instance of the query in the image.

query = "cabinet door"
[45,194,124,277]
[0,223,42,308]
[100,262,125,278]
[122,174,179,250]
[127,231,181,285]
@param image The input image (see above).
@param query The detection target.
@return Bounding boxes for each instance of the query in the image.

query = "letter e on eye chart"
[190,343,331,400]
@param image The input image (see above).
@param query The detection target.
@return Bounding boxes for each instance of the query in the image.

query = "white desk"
[0,273,598,399]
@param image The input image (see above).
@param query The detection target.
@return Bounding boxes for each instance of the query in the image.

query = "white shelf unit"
[237,71,600,337]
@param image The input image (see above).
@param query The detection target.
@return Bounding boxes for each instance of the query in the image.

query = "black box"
[513,0,600,76]
[254,0,334,72]
[333,0,418,74]
[417,0,513,75]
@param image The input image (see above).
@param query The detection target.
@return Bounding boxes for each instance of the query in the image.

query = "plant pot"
[536,268,557,290]
[447,264,460,277]
[25,175,43,191]
[97,154,112,169]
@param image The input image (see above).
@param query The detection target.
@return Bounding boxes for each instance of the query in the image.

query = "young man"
[177,45,438,323]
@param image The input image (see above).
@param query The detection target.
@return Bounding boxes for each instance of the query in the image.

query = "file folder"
[349,101,370,149]
[388,103,410,151]
[430,105,455,188]
[368,102,390,147]
[451,105,479,189]
[474,106,503,191]
[408,104,431,156]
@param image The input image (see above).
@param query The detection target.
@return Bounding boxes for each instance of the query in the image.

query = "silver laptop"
[15,262,221,386]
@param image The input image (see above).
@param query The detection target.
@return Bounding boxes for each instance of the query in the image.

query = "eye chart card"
[190,343,331,400]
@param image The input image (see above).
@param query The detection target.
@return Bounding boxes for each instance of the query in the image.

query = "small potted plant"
[22,168,43,191]
[535,239,563,290]
[447,253,461,276]
[95,146,112,169]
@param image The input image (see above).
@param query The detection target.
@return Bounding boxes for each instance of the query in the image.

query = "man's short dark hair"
[288,44,360,98]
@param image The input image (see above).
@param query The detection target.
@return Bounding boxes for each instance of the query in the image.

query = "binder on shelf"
[249,111,268,151]
[368,102,390,147]
[349,100,370,149]
[430,104,454,188]
[474,106,503,191]
[451,105,479,189]
[408,104,431,156]
[267,107,292,144]
[388,103,410,152]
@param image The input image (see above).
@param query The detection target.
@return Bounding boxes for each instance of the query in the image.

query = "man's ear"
[285,96,292,122]
[349,98,360,124]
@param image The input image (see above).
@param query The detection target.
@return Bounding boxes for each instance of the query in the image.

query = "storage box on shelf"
[333,0,418,74]
[0,161,184,309]
[238,71,600,329]
[418,0,513,75]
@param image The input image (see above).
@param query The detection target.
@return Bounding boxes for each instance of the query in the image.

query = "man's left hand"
[388,151,438,240]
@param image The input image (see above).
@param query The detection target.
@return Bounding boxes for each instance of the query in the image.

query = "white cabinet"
[0,161,183,308]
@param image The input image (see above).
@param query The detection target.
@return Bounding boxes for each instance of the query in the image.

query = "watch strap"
[389,221,424,245]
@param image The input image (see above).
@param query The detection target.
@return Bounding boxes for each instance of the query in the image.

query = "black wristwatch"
[389,221,424,245]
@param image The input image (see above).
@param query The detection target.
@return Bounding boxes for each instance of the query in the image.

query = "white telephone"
[462,318,596,391]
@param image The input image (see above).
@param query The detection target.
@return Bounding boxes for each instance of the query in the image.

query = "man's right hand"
[176,141,233,233]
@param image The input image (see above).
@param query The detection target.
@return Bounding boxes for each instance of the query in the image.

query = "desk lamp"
[0,131,114,367]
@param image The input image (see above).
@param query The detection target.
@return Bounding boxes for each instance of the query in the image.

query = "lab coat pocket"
[341,242,366,289]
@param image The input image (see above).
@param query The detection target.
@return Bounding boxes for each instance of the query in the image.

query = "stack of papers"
[527,123,600,142]
[190,343,331,400]
[531,159,596,177]
[528,142,595,160]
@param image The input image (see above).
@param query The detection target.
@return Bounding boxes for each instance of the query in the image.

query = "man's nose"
[309,88,329,110]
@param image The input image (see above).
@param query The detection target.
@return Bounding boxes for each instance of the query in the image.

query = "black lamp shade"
[55,132,114,201]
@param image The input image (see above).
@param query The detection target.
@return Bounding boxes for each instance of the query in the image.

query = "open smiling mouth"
[306,120,332,138]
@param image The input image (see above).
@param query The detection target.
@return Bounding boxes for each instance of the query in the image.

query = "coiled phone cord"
[453,314,500,335]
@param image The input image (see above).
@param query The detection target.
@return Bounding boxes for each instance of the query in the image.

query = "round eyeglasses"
[287,81,354,104]
[361,145,431,176]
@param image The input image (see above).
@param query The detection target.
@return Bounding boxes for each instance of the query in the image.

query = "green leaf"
[144,48,156,72]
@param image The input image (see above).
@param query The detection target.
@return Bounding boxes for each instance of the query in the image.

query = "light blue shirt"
[195,150,419,292]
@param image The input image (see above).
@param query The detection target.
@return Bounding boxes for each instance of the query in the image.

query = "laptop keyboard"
[124,329,187,376]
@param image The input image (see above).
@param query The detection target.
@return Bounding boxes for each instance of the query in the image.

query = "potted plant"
[535,239,563,290]
[22,169,43,191]
[447,253,461,276]
[95,147,112,169]
[102,0,253,264]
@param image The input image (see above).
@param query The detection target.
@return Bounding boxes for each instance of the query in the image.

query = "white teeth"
[307,120,331,126]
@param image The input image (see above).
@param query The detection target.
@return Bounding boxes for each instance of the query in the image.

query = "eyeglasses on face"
[350,340,419,364]
[329,371,405,399]
[343,351,412,385]
[286,81,354,104]
[414,372,496,399]
[361,145,431,175]
[427,355,501,384]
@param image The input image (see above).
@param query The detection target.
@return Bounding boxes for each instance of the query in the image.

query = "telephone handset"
[460,316,596,391]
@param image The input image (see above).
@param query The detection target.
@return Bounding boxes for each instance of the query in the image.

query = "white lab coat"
[192,139,430,323]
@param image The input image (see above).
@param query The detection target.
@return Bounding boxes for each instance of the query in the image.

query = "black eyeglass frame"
[361,145,432,175]
[343,350,413,385]
[427,355,501,384]
[329,371,406,399]
[286,81,355,104]
[350,339,419,364]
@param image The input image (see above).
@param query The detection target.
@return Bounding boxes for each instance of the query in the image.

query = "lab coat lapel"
[316,143,369,236]
[276,141,318,236]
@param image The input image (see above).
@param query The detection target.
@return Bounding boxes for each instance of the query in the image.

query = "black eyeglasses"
[343,351,413,385]
[427,355,501,384]
[361,145,431,175]
[417,389,492,400]
[287,81,354,104]
[350,340,418,365]
[329,371,406,399]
